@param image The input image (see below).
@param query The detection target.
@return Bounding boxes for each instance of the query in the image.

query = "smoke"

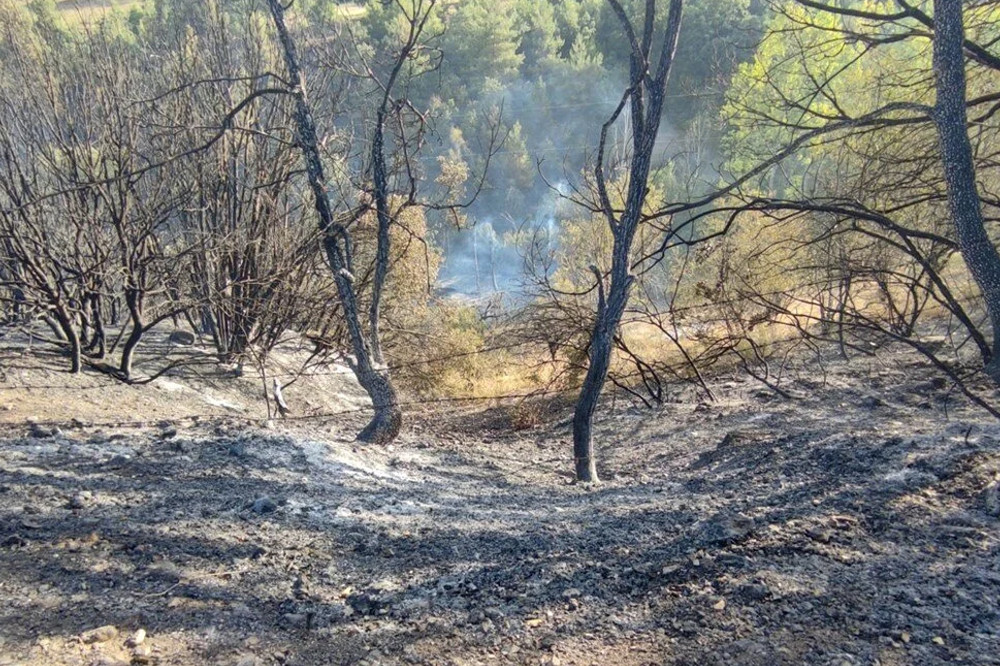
[437,220,519,296]
[434,68,621,297]
[433,63,725,298]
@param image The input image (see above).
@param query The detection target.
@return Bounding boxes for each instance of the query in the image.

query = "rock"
[280,612,312,629]
[167,330,196,346]
[131,644,153,663]
[661,563,682,576]
[712,597,727,611]
[738,582,770,601]
[806,527,833,544]
[982,478,999,517]
[484,607,504,621]
[561,588,581,600]
[723,640,776,666]
[251,497,278,514]
[81,625,118,644]
[67,492,92,510]
[0,535,26,549]
[346,592,385,616]
[859,395,886,409]
[701,513,755,545]
[436,576,461,594]
[28,423,58,438]
[675,620,700,636]
[125,629,146,647]
[107,454,131,467]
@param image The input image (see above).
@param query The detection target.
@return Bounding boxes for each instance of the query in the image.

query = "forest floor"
[0,332,999,665]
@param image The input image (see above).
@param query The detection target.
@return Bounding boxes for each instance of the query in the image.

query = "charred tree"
[266,0,401,444]
[572,0,684,482]
[931,0,1000,383]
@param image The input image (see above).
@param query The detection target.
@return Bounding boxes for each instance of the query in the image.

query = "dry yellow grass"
[53,0,142,24]
[427,347,567,400]
[332,3,366,20]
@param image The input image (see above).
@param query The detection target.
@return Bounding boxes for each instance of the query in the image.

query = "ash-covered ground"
[0,346,998,665]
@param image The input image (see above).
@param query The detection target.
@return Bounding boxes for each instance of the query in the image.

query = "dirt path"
[0,350,998,665]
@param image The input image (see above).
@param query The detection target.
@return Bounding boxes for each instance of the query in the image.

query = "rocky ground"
[0,341,999,665]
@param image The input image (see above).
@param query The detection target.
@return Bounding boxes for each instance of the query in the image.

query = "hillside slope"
[0,347,998,665]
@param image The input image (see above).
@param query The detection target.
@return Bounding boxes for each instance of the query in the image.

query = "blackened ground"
[0,347,998,665]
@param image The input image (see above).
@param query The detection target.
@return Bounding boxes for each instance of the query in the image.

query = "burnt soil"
[0,347,999,665]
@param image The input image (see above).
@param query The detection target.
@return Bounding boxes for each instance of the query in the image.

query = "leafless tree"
[571,0,685,482]
[265,0,434,443]
[930,0,1000,382]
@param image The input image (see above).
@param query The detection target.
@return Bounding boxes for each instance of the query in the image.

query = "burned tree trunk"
[366,4,431,365]
[368,110,390,366]
[52,306,82,374]
[266,0,401,444]
[119,287,144,380]
[84,292,106,358]
[573,265,632,481]
[931,0,1000,383]
[571,0,684,482]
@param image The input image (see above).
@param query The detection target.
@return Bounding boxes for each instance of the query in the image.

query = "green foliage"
[25,0,69,41]
[669,0,762,122]
[513,0,560,79]
[551,0,603,60]
[439,0,522,98]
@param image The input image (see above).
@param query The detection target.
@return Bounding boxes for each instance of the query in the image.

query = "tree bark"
[266,0,401,444]
[572,264,633,482]
[87,293,106,358]
[53,307,81,373]
[368,110,390,366]
[571,0,684,482]
[355,365,402,444]
[932,0,1000,383]
[120,287,143,380]
[41,314,67,342]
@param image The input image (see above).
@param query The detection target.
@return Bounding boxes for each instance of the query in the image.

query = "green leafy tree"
[439,0,522,99]
[513,0,560,78]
